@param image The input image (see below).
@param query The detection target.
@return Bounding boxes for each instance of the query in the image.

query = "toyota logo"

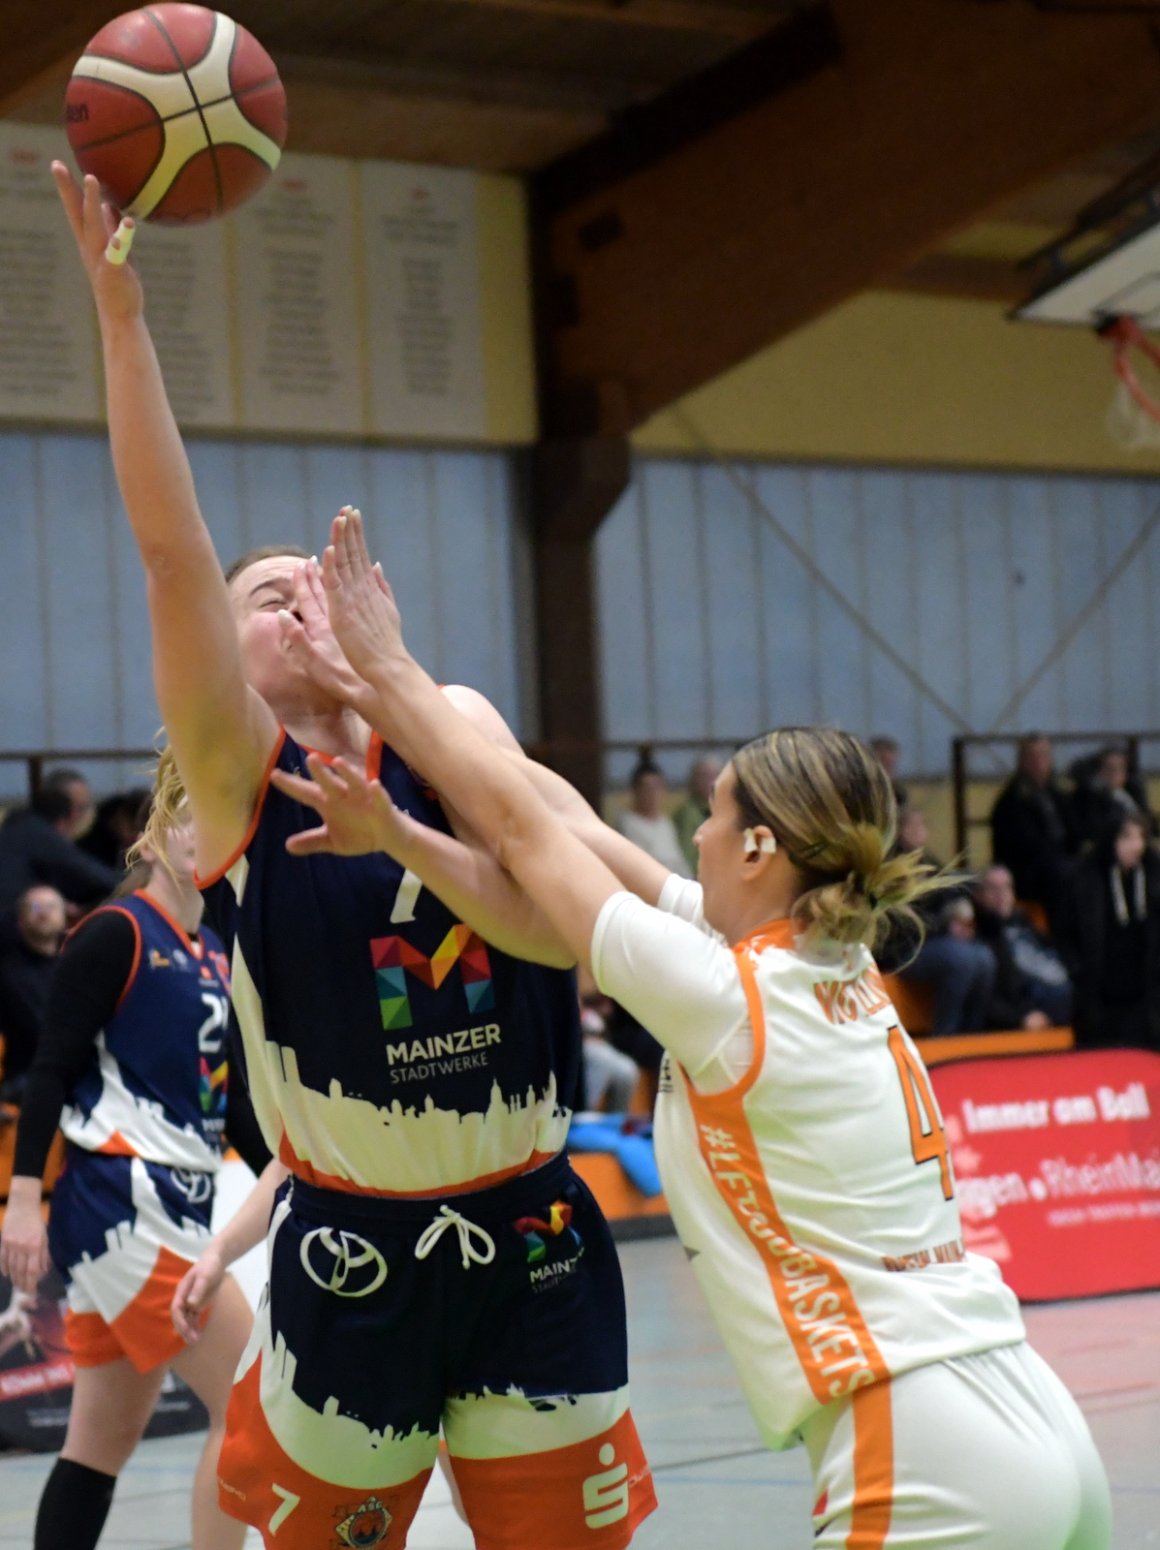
[172,1169,213,1206]
[299,1228,388,1298]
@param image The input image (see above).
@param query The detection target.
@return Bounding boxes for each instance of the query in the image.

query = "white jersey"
[591,879,1026,1450]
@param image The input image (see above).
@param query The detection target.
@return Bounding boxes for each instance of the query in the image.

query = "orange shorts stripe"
[847,1380,894,1549]
[64,1309,126,1368]
[66,1243,200,1373]
[218,1356,434,1547]
[449,1409,656,1550]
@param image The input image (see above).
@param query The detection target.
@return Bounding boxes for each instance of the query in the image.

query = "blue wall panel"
[597,456,1160,779]
[0,430,528,798]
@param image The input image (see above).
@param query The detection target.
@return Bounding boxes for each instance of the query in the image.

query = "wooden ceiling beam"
[876,254,1028,307]
[428,0,792,42]
[533,0,1160,435]
[275,50,634,118]
[0,3,117,114]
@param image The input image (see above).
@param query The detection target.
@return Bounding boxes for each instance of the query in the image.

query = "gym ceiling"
[5,0,1160,438]
[6,0,1160,788]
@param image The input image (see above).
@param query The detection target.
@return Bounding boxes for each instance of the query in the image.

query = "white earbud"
[743,828,777,856]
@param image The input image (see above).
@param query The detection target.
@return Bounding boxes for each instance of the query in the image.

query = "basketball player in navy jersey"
[53,165,654,1550]
[0,782,264,1550]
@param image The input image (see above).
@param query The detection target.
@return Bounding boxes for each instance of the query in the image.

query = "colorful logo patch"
[334,1495,392,1547]
[514,1200,579,1263]
[198,1056,227,1115]
[370,924,494,1031]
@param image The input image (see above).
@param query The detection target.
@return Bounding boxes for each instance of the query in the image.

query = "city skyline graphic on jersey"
[370,923,495,1031]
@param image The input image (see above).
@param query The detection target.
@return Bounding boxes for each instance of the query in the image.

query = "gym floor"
[0,1235,1156,1549]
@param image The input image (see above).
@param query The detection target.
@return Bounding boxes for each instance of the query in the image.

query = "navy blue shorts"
[219,1153,656,1549]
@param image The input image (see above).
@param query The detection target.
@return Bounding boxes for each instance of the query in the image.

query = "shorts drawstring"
[414,1205,496,1270]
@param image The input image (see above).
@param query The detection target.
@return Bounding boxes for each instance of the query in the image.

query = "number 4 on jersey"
[887,1026,954,1200]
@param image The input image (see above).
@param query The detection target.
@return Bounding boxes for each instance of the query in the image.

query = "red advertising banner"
[930,1048,1160,1302]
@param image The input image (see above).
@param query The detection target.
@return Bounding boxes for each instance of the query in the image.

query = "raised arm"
[54,166,276,869]
[277,513,629,970]
[280,553,675,909]
[269,755,576,967]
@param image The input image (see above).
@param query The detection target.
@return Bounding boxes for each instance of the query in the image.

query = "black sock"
[35,1457,117,1550]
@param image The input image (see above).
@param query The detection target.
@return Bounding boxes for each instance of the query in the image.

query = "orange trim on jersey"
[194,728,287,890]
[95,1129,138,1157]
[847,1380,894,1548]
[734,917,796,955]
[62,904,143,1012]
[684,1064,890,1407]
[366,730,384,781]
[132,889,205,960]
[278,1133,562,1200]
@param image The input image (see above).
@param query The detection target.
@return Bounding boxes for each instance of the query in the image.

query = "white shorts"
[800,1342,1111,1550]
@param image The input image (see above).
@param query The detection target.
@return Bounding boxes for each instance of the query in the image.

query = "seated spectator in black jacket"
[1062,813,1160,1051]
[0,885,67,1102]
[990,733,1075,928]
[878,808,995,1035]
[1070,743,1153,849]
[0,769,120,921]
[77,786,150,870]
[972,864,1073,1030]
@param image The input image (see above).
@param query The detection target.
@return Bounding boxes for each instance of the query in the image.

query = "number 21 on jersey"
[887,1026,954,1200]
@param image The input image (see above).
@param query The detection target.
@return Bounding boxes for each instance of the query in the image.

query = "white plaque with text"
[0,124,101,423]
[232,153,364,434]
[359,161,486,440]
[131,221,234,428]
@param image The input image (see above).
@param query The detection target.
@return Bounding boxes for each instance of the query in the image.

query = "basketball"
[64,4,287,224]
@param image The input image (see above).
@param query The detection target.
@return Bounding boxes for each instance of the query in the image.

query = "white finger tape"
[105,218,135,267]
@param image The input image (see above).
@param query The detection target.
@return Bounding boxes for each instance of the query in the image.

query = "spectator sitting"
[1061,813,1160,1051]
[0,768,121,921]
[579,991,642,1114]
[879,807,995,1035]
[972,864,1072,1030]
[78,786,151,870]
[615,753,691,877]
[0,885,67,1103]
[869,735,908,810]
[671,755,721,874]
[1070,743,1153,848]
[989,732,1075,931]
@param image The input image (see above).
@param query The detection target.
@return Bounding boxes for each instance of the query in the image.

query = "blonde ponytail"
[733,729,957,953]
[125,742,189,881]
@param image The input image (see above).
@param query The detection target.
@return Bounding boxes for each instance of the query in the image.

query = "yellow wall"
[477,174,538,446]
[632,291,1160,474]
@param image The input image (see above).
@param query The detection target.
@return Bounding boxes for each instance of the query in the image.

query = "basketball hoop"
[1101,315,1160,451]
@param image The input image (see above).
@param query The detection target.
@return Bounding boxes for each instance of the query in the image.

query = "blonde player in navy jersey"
[55,166,655,1550]
[0,769,262,1550]
[270,509,1114,1550]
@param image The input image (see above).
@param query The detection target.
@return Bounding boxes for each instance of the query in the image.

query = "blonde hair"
[124,743,189,881]
[732,728,951,952]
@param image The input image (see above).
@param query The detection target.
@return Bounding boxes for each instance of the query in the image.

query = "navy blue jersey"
[61,892,231,1171]
[201,731,581,1196]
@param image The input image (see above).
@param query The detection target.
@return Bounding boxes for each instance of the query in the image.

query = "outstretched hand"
[319,508,406,682]
[52,162,142,322]
[277,542,371,708]
[270,752,407,858]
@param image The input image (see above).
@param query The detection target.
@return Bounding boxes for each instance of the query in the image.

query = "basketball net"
[1102,315,1160,451]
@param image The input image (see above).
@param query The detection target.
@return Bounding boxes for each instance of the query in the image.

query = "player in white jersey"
[267,510,1113,1550]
